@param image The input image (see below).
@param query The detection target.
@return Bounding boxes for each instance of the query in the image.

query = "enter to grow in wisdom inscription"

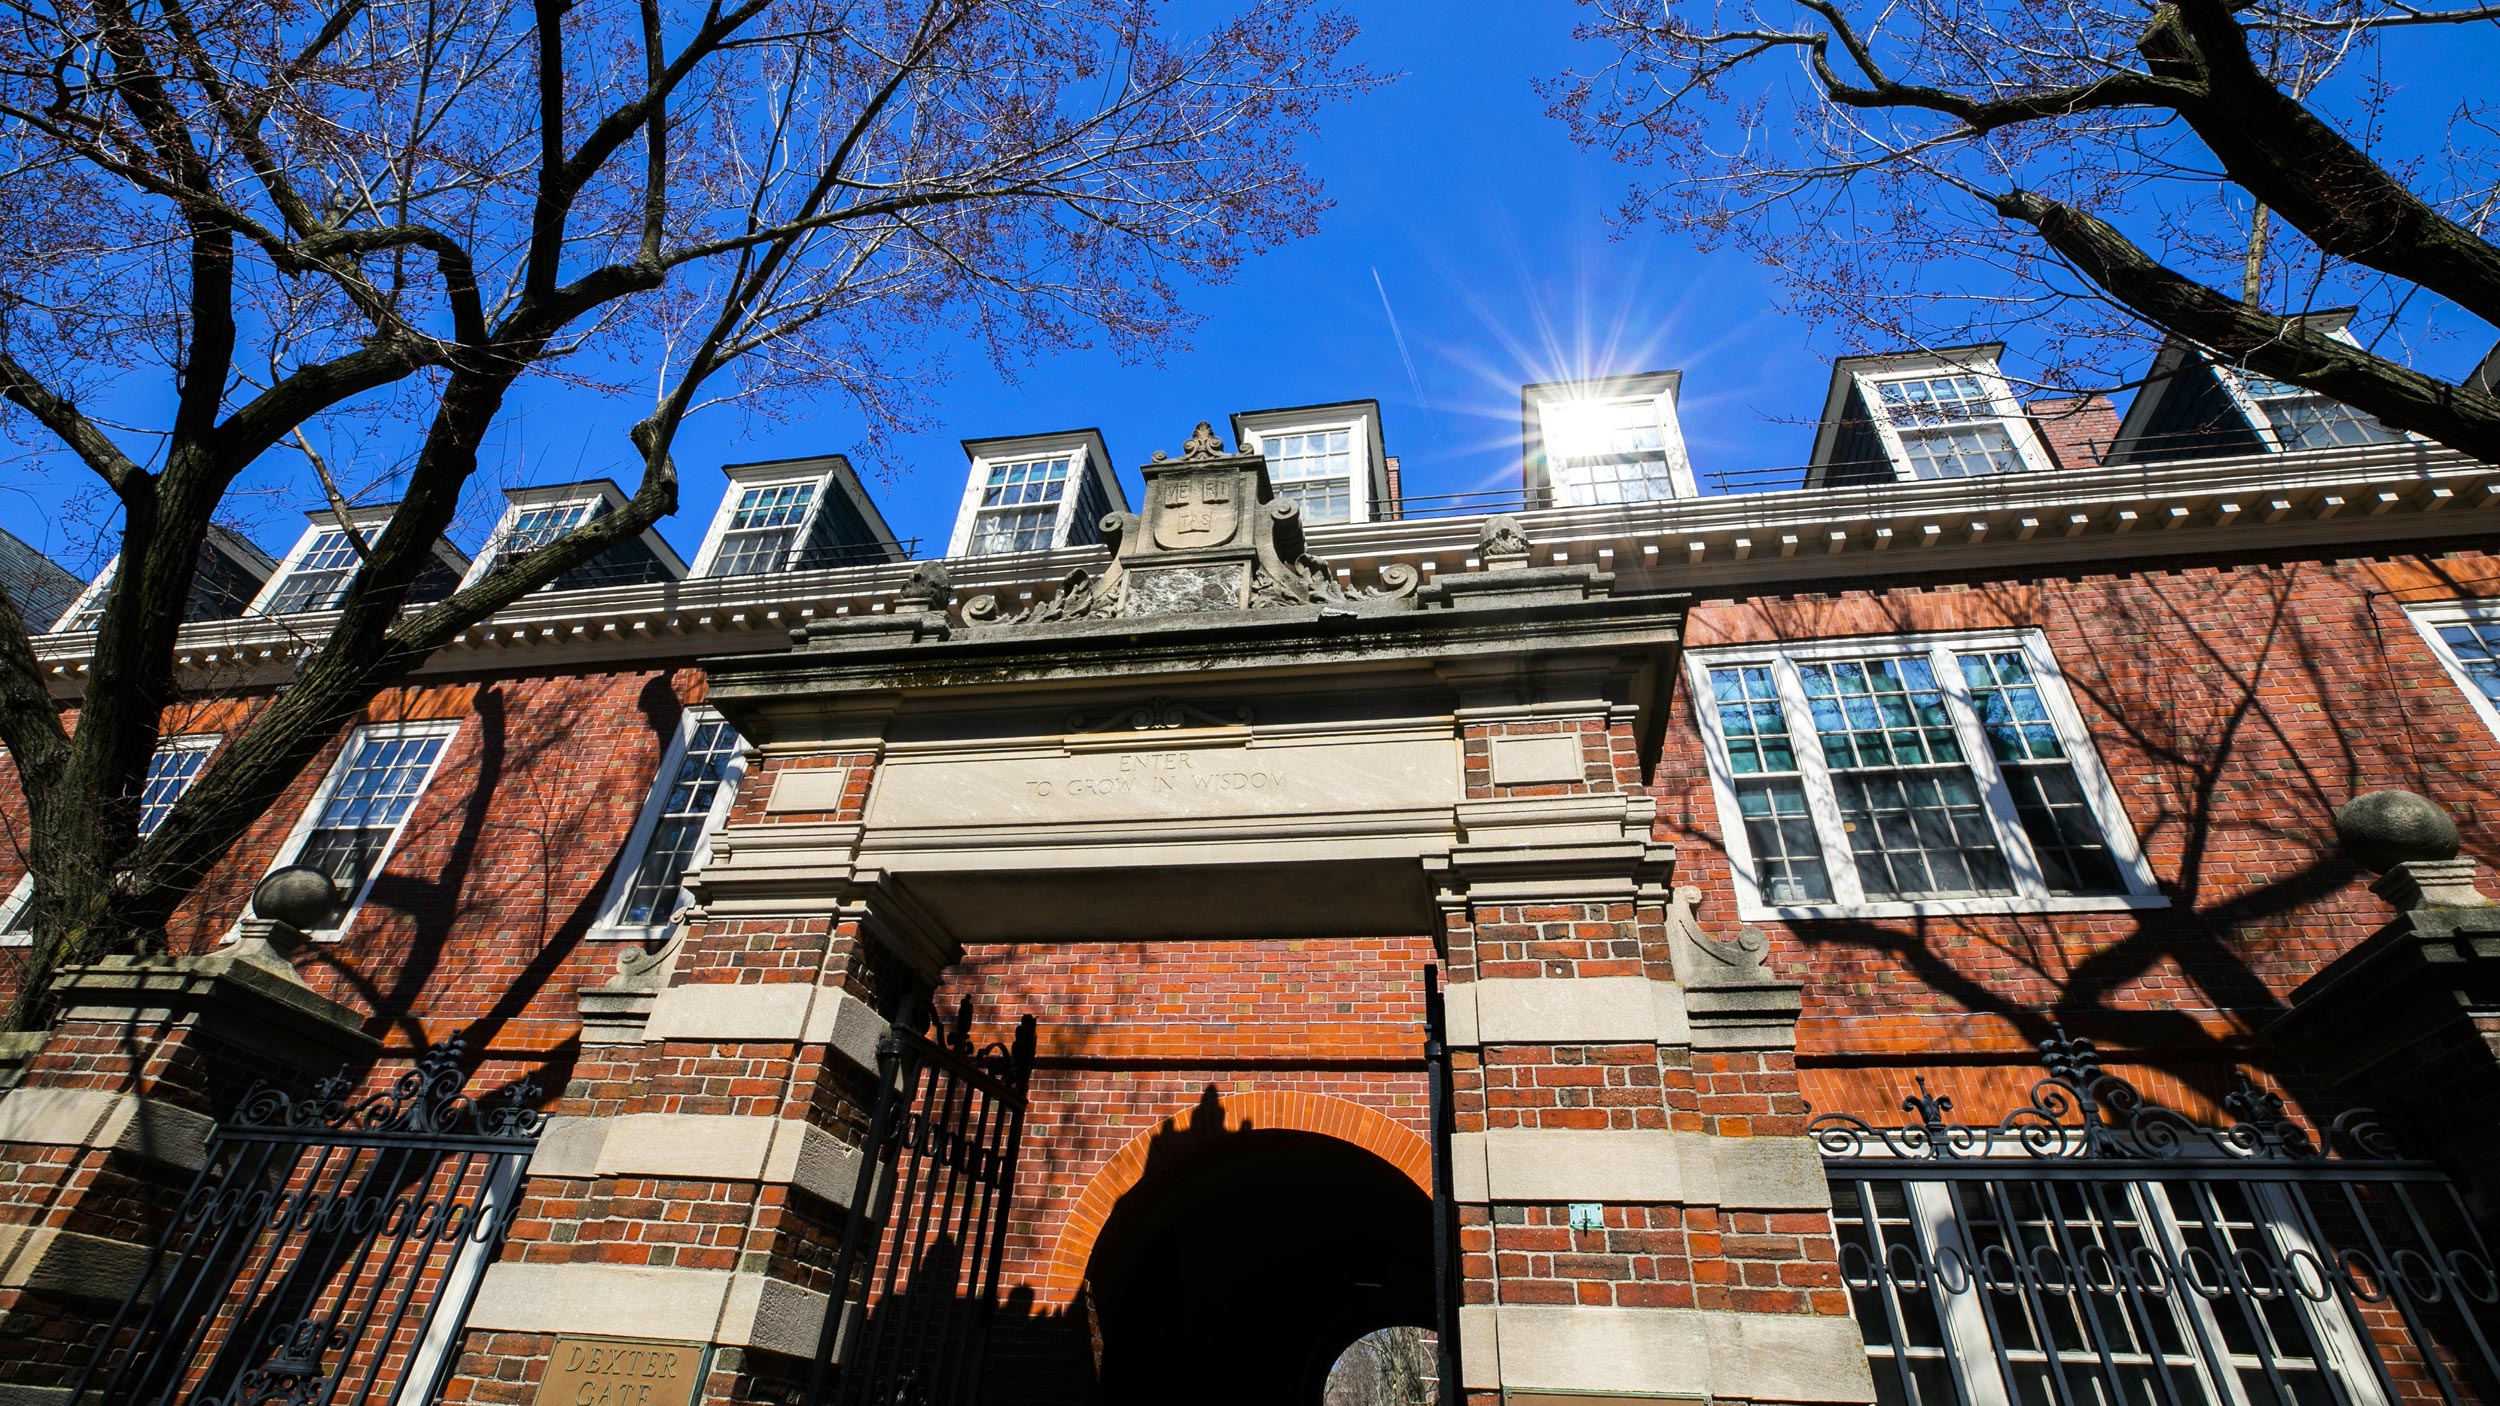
[864,735,1460,827]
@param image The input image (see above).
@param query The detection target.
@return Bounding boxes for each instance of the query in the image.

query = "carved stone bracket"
[1665,885,1805,1051]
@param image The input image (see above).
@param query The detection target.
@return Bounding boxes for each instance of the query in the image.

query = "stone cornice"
[32,441,2499,697]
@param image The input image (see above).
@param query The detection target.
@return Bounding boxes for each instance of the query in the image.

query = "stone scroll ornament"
[962,421,1418,626]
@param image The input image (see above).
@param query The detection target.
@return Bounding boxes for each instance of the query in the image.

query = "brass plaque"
[532,1335,706,1406]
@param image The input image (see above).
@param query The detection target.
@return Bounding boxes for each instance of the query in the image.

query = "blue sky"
[623,0,1832,562]
[3,1,2488,573]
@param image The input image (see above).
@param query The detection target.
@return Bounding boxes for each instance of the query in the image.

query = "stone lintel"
[1448,1128,1829,1211]
[467,1262,826,1359]
[528,1113,862,1208]
[1460,1302,1874,1403]
[642,984,888,1073]
[1445,977,1689,1049]
[0,1087,215,1171]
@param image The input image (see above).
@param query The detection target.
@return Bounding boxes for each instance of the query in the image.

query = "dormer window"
[947,431,1123,558]
[969,457,1072,553]
[1522,374,1694,507]
[263,527,368,613]
[50,528,270,634]
[1810,350,2053,487]
[2235,375,2401,452]
[253,510,467,615]
[465,482,683,592]
[1233,403,1385,526]
[1874,374,2024,479]
[692,455,904,578]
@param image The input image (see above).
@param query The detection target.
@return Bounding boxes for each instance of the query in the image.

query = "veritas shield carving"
[1150,470,1241,550]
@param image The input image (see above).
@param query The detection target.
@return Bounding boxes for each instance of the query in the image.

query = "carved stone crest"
[964,420,1417,626]
[1151,469,1242,551]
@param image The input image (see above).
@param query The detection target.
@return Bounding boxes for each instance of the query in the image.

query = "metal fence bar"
[66,1038,541,1406]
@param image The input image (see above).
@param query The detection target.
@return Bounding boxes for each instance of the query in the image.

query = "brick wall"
[1658,547,2500,1124]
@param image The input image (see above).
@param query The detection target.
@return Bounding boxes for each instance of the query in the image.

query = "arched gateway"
[441,426,1873,1406]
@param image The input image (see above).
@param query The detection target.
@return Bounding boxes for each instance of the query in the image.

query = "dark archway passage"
[1085,1103,1434,1406]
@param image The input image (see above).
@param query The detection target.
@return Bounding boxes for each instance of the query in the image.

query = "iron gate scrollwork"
[805,999,1037,1406]
[69,1037,543,1406]
[1816,1027,2500,1406]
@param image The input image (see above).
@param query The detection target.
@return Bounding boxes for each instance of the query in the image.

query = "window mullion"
[1773,656,1864,908]
[1934,645,2048,899]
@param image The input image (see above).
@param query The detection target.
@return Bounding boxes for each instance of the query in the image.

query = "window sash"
[265,527,375,613]
[2,736,217,941]
[2252,391,2402,451]
[703,481,820,577]
[275,726,453,933]
[1262,429,1356,524]
[597,712,748,933]
[1699,637,2137,912]
[968,504,1061,555]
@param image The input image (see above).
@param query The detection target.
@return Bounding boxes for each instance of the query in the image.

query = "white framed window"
[945,432,1118,557]
[1236,404,1384,524]
[474,498,597,578]
[1862,371,2048,481]
[1835,1172,2392,1406]
[258,720,459,939]
[1689,630,2163,919]
[589,709,748,939]
[707,481,817,576]
[3,734,219,944]
[2228,373,2404,453]
[967,457,1071,555]
[1545,397,1679,504]
[1258,429,1354,523]
[261,525,373,613]
[2405,600,2500,741]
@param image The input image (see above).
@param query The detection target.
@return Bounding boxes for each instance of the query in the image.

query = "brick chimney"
[1381,454,1403,520]
[2027,394,2122,471]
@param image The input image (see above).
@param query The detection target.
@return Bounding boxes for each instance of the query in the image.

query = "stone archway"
[1055,1088,1436,1406]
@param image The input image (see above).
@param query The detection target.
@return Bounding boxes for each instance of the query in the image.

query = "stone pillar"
[2270,790,2500,1233]
[0,938,377,1403]
[1429,662,1872,1406]
[443,733,944,1406]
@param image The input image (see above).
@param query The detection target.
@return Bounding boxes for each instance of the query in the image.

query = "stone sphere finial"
[251,865,337,945]
[2334,789,2460,875]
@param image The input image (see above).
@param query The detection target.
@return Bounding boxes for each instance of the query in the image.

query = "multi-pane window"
[2410,605,2500,744]
[1262,429,1355,523]
[264,527,371,613]
[1834,1176,2377,1406]
[1959,652,2122,893]
[137,739,215,837]
[2241,377,2402,451]
[604,714,746,930]
[1696,634,2146,913]
[1545,398,1677,504]
[1,736,215,940]
[968,457,1070,555]
[710,483,816,577]
[1874,375,2027,480]
[483,500,596,573]
[280,725,453,932]
[1711,665,1831,903]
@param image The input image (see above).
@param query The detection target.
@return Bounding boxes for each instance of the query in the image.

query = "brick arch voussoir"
[1041,1088,1432,1307]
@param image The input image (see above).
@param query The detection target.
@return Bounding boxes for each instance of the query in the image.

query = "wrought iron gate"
[1815,1028,2500,1406]
[805,999,1037,1406]
[1424,966,1463,1406]
[69,1037,542,1406]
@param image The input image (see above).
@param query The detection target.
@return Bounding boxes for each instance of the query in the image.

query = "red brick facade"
[6,485,2500,1404]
